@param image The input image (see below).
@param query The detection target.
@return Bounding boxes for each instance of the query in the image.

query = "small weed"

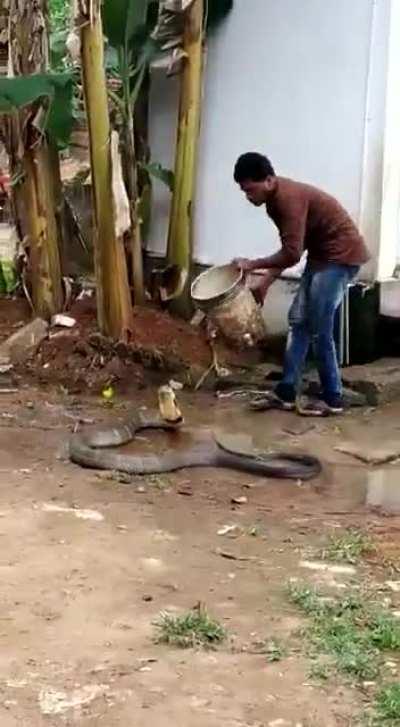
[309,610,379,680]
[287,581,326,615]
[148,475,171,490]
[308,659,331,681]
[334,642,379,681]
[368,612,400,650]
[322,529,374,564]
[154,605,226,649]
[288,581,400,683]
[371,683,400,724]
[249,637,287,661]
[262,638,287,662]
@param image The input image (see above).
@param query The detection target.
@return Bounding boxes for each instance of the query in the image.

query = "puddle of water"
[111,395,292,459]
[122,427,212,455]
[325,465,400,513]
[366,468,400,512]
[313,463,366,505]
[96,394,400,513]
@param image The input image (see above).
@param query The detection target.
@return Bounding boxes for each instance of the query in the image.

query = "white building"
[149,0,400,335]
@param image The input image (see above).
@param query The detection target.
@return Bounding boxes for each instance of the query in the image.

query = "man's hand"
[232,257,254,273]
[248,270,278,305]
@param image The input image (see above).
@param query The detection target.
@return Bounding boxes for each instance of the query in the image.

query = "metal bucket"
[191,264,267,347]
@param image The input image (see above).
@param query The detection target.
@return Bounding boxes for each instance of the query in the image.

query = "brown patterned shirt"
[264,176,370,270]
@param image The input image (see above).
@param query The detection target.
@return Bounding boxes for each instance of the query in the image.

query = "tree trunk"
[7,0,63,319]
[78,1,133,339]
[167,0,203,316]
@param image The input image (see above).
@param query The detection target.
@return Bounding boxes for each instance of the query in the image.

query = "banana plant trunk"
[7,0,63,318]
[167,0,203,316]
[78,1,133,339]
[123,104,145,306]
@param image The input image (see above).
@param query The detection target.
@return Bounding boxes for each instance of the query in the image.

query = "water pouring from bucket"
[190,264,267,347]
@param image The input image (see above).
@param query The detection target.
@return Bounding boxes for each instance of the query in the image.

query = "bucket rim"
[191,263,243,303]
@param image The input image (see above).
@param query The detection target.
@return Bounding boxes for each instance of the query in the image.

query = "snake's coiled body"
[69,411,321,480]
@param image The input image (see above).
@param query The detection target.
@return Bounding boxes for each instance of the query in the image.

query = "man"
[233,152,369,415]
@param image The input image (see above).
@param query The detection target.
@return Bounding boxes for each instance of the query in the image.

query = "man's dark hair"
[234,153,275,183]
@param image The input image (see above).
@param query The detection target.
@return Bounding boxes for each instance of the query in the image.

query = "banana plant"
[75,0,133,340]
[164,0,233,315]
[102,0,167,305]
[50,0,173,316]
[1,0,74,319]
[102,0,233,314]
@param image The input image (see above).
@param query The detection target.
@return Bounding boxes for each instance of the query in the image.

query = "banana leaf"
[50,29,69,70]
[102,0,160,113]
[0,73,75,145]
[102,0,150,49]
[140,161,174,191]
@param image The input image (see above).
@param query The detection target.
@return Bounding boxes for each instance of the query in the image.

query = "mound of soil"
[3,296,256,394]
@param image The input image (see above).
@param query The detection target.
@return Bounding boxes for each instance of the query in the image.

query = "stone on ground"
[342,358,400,405]
[0,317,48,364]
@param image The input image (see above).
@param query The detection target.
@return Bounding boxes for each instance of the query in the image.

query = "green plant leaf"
[107,87,126,115]
[140,161,174,191]
[102,0,150,49]
[138,182,152,240]
[50,29,73,72]
[104,45,120,74]
[130,27,160,67]
[0,73,75,146]
[47,76,75,145]
[49,0,71,70]
[130,63,147,107]
[103,3,160,117]
[49,0,70,31]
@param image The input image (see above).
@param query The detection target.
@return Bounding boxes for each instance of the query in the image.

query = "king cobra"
[69,386,321,480]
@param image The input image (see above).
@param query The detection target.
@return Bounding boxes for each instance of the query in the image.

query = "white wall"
[147,73,179,255]
[148,0,394,332]
[149,0,384,259]
[374,0,400,280]
[196,0,378,268]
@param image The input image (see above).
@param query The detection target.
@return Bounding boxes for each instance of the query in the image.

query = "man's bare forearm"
[250,266,282,281]
[250,247,300,271]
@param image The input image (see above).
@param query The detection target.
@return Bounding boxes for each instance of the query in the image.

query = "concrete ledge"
[343,358,400,405]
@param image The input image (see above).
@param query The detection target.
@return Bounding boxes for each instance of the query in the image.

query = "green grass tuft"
[371,683,400,724]
[308,660,331,681]
[287,582,326,615]
[321,529,374,564]
[154,606,226,649]
[288,581,400,683]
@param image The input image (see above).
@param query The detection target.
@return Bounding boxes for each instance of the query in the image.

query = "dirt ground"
[0,297,259,394]
[0,375,399,726]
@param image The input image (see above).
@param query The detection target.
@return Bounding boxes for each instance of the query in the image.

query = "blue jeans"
[279,263,359,399]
